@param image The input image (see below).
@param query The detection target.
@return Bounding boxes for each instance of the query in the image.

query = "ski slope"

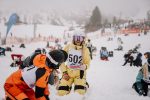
[0,33,150,100]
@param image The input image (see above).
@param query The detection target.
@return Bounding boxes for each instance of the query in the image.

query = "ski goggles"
[73,35,84,42]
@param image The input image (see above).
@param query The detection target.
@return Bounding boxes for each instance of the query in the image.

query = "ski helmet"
[88,39,91,42]
[72,30,85,45]
[147,59,150,65]
[35,48,42,54]
[47,50,68,69]
[144,52,150,59]
[60,50,68,61]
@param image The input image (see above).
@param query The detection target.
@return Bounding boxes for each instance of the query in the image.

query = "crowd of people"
[120,43,150,96]
[2,29,150,99]
[132,52,150,96]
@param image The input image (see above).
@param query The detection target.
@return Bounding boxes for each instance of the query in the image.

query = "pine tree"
[103,19,109,27]
[147,10,150,20]
[90,6,102,27]
[112,16,118,26]
[85,6,102,32]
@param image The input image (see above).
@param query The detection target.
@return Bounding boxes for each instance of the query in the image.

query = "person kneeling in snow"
[122,50,134,66]
[86,39,93,60]
[132,52,150,96]
[133,53,142,67]
[57,31,91,96]
[100,47,109,61]
[4,50,67,100]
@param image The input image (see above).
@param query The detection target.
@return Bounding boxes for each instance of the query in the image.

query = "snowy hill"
[0,24,68,38]
[0,32,150,100]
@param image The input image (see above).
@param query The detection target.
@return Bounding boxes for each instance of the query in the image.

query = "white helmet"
[72,30,85,45]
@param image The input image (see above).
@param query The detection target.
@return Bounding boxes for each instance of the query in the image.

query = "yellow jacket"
[60,43,91,73]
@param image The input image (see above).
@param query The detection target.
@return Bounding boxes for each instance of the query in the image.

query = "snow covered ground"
[0,32,150,100]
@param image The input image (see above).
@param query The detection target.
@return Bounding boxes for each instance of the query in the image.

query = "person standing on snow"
[4,50,68,100]
[86,39,93,59]
[57,31,91,96]
[116,37,123,50]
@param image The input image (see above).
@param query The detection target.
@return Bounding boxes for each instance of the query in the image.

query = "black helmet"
[49,50,68,63]
[60,50,68,62]
[144,52,150,59]
[47,50,68,69]
[88,39,90,42]
[147,59,150,65]
[35,48,42,54]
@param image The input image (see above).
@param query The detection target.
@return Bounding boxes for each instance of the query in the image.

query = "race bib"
[67,49,82,69]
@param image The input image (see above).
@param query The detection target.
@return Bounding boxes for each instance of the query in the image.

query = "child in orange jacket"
[4,50,68,100]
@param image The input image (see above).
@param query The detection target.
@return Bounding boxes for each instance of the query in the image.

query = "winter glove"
[138,89,143,95]
[10,63,15,67]
[54,76,59,85]
[53,69,60,85]
[45,95,50,100]
[62,71,70,81]
[143,78,150,83]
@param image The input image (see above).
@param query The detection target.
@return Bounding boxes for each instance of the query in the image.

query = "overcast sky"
[0,0,150,19]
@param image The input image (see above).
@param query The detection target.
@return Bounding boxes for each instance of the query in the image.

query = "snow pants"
[4,83,36,100]
[4,70,36,100]
[57,70,88,96]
